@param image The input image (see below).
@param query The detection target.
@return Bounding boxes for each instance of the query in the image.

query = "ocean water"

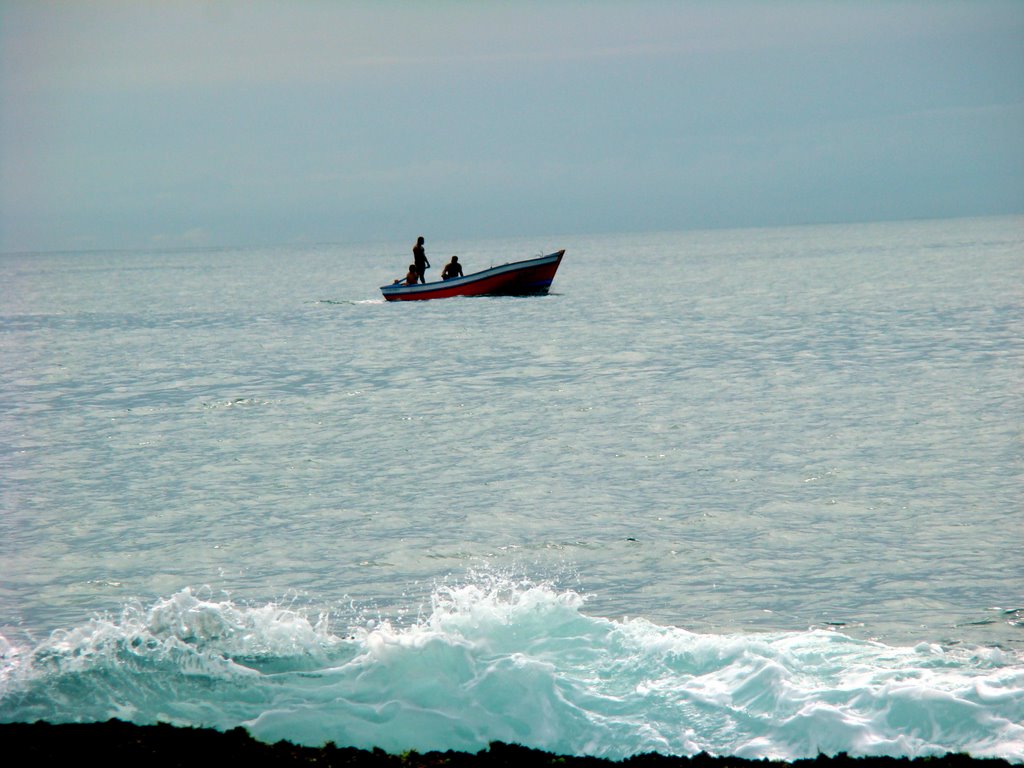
[1,216,1022,760]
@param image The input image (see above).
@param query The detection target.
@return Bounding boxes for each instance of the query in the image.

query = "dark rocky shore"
[0,720,1014,768]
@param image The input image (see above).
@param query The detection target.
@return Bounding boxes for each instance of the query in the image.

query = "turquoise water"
[1,217,1022,759]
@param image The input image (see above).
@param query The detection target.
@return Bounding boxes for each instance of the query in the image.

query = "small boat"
[381,250,564,302]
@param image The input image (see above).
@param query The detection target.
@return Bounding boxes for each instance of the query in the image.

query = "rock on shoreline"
[0,720,1013,768]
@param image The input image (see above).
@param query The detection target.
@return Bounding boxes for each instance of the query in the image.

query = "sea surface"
[1,216,1022,760]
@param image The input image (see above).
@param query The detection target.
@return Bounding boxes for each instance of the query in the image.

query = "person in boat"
[404,263,419,286]
[442,256,463,280]
[412,236,430,284]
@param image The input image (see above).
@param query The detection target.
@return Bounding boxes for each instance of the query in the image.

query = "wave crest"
[1,579,1022,761]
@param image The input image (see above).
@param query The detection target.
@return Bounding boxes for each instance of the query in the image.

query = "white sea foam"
[1,581,1022,760]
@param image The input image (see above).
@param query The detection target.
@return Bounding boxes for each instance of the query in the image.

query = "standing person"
[413,236,430,284]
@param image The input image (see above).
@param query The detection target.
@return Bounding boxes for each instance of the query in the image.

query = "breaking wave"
[2,578,1022,761]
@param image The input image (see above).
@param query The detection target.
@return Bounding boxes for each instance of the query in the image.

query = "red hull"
[381,250,564,302]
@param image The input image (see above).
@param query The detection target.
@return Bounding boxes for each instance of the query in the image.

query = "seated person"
[442,256,464,280]
[404,264,419,285]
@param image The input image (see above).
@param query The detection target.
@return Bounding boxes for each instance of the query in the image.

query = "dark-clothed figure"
[413,236,430,284]
[442,256,463,280]
[404,264,419,286]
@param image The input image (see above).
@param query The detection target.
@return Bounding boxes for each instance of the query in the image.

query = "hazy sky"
[2,1,1022,252]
